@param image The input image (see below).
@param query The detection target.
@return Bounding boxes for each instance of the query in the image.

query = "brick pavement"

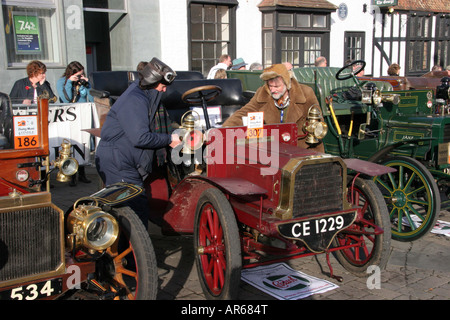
[51,165,450,300]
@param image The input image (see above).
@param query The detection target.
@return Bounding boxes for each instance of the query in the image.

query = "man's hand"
[170,134,181,148]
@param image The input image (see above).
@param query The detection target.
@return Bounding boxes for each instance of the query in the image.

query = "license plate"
[0,278,63,300]
[277,211,357,252]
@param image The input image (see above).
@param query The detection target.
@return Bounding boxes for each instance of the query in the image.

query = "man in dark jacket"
[95,57,181,227]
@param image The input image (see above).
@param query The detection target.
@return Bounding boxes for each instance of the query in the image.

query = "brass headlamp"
[179,110,203,154]
[303,105,328,144]
[66,203,119,251]
[54,139,79,182]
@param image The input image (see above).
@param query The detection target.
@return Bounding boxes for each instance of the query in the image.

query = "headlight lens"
[67,206,119,251]
[313,122,328,139]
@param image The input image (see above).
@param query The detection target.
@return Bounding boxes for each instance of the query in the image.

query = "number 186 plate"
[277,211,357,253]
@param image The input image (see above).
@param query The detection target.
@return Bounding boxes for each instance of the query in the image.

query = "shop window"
[2,2,62,67]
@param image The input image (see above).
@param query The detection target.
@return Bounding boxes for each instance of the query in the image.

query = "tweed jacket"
[222,79,324,152]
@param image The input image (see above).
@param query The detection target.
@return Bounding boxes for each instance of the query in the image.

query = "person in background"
[214,69,227,79]
[56,61,93,186]
[387,63,401,76]
[10,60,57,105]
[249,62,263,71]
[207,54,232,79]
[314,56,327,67]
[57,61,93,103]
[432,65,442,71]
[231,58,247,70]
[95,57,181,228]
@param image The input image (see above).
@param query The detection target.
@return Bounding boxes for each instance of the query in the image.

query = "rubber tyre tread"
[334,177,391,276]
[377,156,440,241]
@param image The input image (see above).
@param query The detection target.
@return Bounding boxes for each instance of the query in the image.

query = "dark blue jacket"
[96,82,171,186]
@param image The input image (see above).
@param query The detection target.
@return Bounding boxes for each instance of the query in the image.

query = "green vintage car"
[228,61,450,241]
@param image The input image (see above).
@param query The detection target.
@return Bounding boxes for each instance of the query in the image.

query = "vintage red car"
[141,85,394,299]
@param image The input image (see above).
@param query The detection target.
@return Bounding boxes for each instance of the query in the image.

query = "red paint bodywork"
[147,123,390,267]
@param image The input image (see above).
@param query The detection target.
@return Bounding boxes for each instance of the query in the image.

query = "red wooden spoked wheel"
[333,177,391,276]
[194,188,241,300]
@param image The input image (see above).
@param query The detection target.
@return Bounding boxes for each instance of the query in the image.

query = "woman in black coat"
[9,60,56,105]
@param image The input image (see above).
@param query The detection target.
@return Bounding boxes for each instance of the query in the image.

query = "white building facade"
[0,0,449,94]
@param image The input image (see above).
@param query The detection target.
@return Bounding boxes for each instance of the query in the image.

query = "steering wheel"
[181,85,222,130]
[181,85,222,105]
[336,60,366,81]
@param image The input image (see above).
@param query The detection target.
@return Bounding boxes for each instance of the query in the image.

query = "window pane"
[218,6,228,23]
[297,14,310,27]
[264,49,272,65]
[313,15,326,28]
[279,13,293,27]
[191,23,203,40]
[191,4,202,22]
[204,23,215,40]
[263,13,273,28]
[191,42,202,59]
[293,51,299,65]
[203,42,215,59]
[219,23,229,41]
[204,5,216,23]
[293,37,299,50]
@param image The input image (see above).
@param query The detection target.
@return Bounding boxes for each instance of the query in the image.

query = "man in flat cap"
[95,57,181,227]
[223,63,324,151]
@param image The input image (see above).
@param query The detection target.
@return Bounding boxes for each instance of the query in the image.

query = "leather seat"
[0,92,13,149]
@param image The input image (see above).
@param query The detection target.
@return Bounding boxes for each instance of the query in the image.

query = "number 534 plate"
[0,278,62,300]
[277,210,357,253]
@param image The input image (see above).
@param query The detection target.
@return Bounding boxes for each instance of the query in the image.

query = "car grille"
[443,124,450,143]
[0,206,63,283]
[292,161,344,218]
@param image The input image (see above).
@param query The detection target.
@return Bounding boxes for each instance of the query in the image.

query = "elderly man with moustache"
[222,63,324,152]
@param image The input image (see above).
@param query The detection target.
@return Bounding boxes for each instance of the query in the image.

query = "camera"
[75,75,88,86]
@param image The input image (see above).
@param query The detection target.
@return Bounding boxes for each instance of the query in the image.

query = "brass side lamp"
[303,105,328,144]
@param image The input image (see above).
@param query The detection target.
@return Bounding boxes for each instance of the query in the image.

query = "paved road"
[52,165,450,301]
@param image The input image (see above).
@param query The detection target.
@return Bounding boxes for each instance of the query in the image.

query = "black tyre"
[373,156,440,241]
[334,177,391,275]
[194,188,241,300]
[96,206,158,299]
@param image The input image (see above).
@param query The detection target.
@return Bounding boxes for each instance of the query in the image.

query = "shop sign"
[338,3,348,20]
[372,0,398,6]
[13,14,41,54]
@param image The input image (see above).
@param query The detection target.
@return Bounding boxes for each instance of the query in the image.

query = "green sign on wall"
[13,14,41,54]
[372,0,398,6]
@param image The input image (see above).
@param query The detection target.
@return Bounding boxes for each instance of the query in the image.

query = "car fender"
[344,158,396,176]
[367,137,435,163]
[160,176,267,235]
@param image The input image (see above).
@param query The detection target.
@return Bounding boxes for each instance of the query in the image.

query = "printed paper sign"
[241,262,338,300]
[246,112,264,139]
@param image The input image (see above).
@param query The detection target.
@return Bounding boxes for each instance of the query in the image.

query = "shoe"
[79,175,91,183]
[69,175,77,187]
